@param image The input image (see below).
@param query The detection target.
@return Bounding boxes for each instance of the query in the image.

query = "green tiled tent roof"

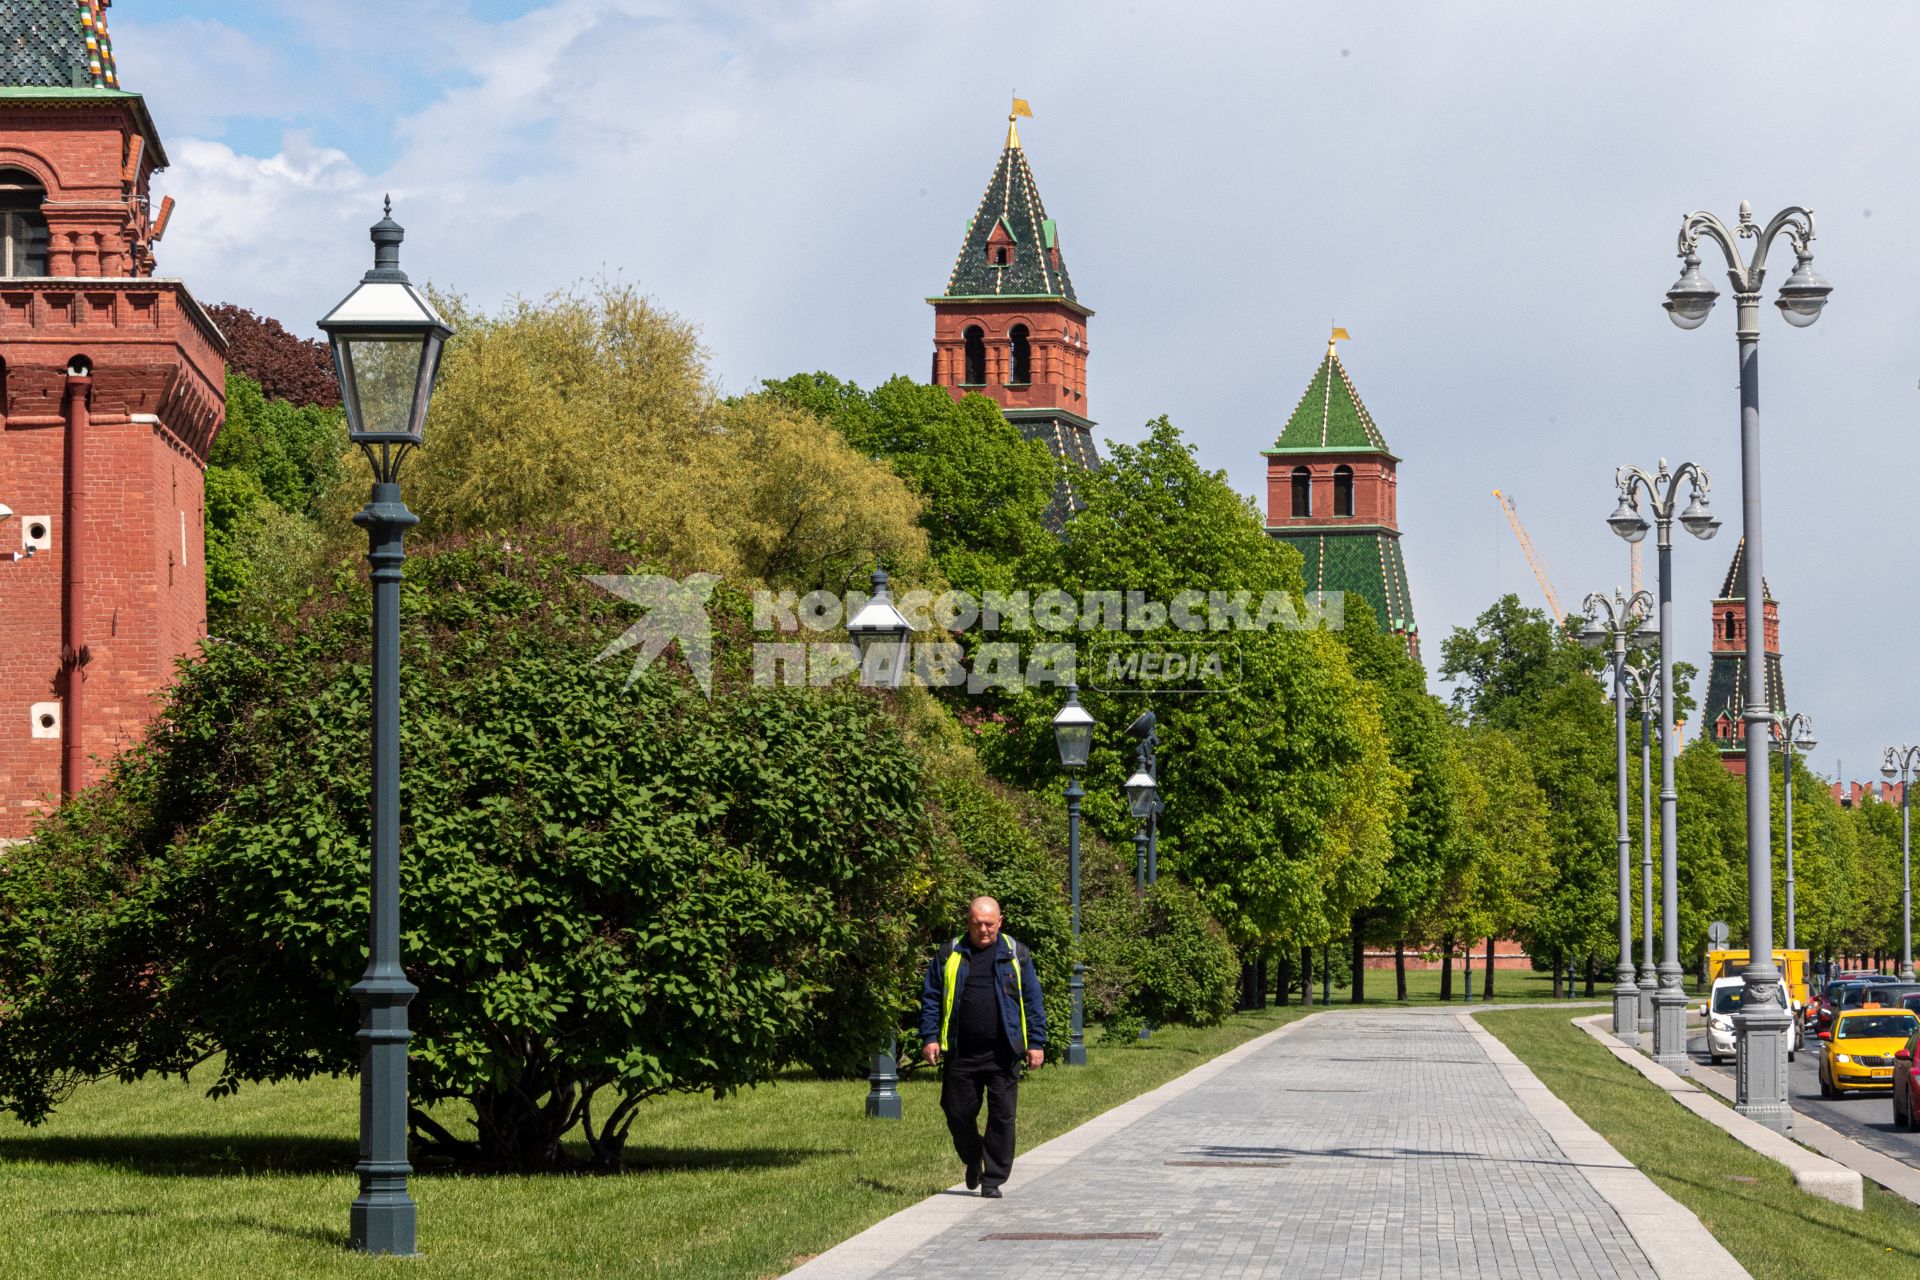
[1,1,118,89]
[1717,537,1772,601]
[1269,349,1390,453]
[1278,528,1419,649]
[942,126,1077,303]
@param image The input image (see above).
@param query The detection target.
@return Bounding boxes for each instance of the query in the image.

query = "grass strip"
[1480,1006,1920,1279]
[0,1006,1304,1279]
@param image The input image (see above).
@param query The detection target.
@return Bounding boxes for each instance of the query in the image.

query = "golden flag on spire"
[1010,97,1033,119]
[1328,325,1351,356]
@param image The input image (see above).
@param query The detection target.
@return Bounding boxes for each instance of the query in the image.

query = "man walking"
[920,896,1047,1198]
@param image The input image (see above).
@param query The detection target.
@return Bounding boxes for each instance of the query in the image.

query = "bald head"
[966,896,1003,948]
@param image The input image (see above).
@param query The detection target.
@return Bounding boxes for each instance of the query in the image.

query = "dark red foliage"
[206,303,341,408]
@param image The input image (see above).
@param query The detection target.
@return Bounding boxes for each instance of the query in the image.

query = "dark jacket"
[919,932,1048,1055]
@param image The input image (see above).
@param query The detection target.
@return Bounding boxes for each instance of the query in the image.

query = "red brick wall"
[930,299,1090,416]
[1264,453,1400,531]
[0,100,224,838]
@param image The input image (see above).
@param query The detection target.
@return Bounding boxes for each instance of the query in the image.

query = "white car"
[1701,975,1801,1063]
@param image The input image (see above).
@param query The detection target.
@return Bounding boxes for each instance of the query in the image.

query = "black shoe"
[965,1163,981,1190]
[980,1186,1003,1199]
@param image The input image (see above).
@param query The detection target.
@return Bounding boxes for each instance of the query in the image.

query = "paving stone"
[866,1011,1658,1279]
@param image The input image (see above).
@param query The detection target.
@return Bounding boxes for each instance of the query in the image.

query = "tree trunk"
[1484,936,1496,1000]
[1583,953,1595,997]
[1351,921,1367,1003]
[1301,945,1314,1006]
[1552,950,1563,999]
[1258,949,1270,1007]
[1440,933,1455,1001]
[1395,939,1409,1001]
[1277,952,1292,1005]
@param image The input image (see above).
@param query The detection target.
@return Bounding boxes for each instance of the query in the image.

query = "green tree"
[760,373,1060,596]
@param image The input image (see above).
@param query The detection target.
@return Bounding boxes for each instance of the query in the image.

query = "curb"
[783,1010,1323,1279]
[1686,1042,1920,1210]
[1572,1014,1863,1209]
[1459,1012,1749,1280]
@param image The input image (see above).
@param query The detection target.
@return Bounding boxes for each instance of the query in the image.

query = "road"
[1689,1029,1920,1167]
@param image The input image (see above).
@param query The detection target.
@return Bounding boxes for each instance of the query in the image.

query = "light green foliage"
[1081,879,1239,1039]
[980,419,1399,954]
[204,372,347,628]
[1440,595,1616,969]
[1337,599,1463,953]
[1431,725,1553,948]
[759,373,1061,596]
[380,287,929,590]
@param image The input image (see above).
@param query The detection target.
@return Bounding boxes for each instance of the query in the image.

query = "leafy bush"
[1081,879,1238,1037]
[0,532,934,1170]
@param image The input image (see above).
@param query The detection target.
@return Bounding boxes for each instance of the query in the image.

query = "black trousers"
[941,1052,1020,1188]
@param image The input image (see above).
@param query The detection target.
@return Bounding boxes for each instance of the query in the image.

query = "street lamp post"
[1777,713,1816,953]
[1882,746,1920,982]
[1052,686,1096,1066]
[1579,587,1656,1046]
[1124,712,1159,1039]
[1620,656,1661,1035]
[849,566,915,1119]
[1665,200,1829,1132]
[1612,459,1718,1073]
[318,203,454,1257]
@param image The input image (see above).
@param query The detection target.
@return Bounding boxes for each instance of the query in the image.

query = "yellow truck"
[1707,948,1811,1010]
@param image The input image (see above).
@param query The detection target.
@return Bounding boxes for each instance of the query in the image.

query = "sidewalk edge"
[782,1010,1324,1279]
[1460,1011,1750,1280]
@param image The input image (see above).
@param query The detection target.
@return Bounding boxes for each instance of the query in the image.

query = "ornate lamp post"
[1123,711,1159,1039]
[317,202,454,1257]
[1578,587,1656,1046]
[1612,458,1718,1072]
[1776,713,1816,953]
[1664,200,1829,1131]
[849,565,915,1119]
[1052,685,1096,1066]
[1882,746,1920,982]
[1620,656,1661,1035]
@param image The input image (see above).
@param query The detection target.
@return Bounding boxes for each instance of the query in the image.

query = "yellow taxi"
[1819,1007,1920,1098]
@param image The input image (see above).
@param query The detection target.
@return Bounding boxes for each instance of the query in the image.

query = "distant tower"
[1262,334,1418,658]
[1702,538,1785,776]
[0,1,227,837]
[929,101,1096,526]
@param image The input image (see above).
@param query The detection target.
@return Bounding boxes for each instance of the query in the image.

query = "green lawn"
[0,1007,1304,1279]
[1480,1006,1920,1279]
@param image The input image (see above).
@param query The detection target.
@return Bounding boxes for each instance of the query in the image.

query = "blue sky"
[106,1,1920,782]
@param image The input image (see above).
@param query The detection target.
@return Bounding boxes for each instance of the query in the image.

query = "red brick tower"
[1702,537,1784,777]
[0,1,226,837]
[929,104,1096,526]
[1262,333,1418,659]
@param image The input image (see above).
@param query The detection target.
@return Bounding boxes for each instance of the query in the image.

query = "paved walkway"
[792,1008,1743,1280]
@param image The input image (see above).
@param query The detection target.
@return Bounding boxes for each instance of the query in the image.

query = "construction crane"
[1492,489,1567,625]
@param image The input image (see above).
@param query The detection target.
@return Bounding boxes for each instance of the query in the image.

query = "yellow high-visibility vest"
[938,935,1028,1052]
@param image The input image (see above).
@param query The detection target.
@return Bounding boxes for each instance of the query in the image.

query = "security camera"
[0,504,12,521]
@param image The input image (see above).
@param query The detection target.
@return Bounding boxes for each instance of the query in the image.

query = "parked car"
[1820,1008,1920,1098]
[1702,976,1802,1063]
[1892,1025,1920,1130]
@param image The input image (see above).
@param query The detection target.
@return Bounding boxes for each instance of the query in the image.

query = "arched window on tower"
[0,171,49,278]
[1723,610,1736,641]
[1009,325,1031,384]
[1333,465,1355,517]
[963,326,986,386]
[1290,466,1312,517]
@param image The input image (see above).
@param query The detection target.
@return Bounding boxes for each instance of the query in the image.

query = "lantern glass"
[1124,769,1157,818]
[334,331,442,442]
[1052,687,1095,769]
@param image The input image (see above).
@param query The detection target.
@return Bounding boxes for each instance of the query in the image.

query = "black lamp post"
[317,201,453,1258]
[849,565,914,1118]
[1052,685,1095,1066]
[1123,711,1160,1038]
